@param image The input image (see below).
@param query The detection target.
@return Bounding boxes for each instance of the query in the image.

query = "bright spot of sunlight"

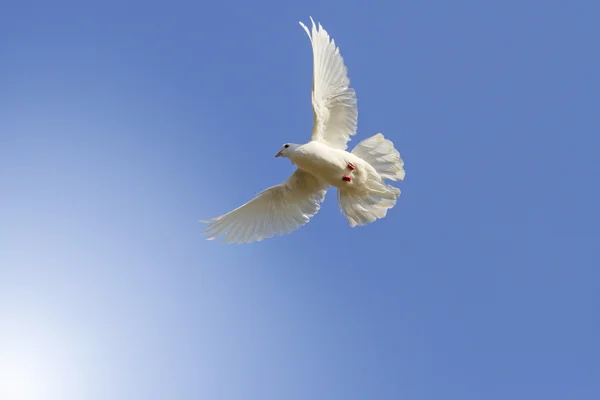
[0,360,38,400]
[0,316,84,400]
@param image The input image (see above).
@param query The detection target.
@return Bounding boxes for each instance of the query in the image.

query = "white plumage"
[202,17,406,243]
[300,18,358,150]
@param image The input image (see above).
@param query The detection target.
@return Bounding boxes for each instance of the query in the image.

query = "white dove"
[202,17,406,243]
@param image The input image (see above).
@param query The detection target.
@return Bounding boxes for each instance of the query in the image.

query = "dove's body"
[290,141,373,191]
[202,18,406,243]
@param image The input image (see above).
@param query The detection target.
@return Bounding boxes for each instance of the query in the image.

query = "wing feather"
[300,17,358,150]
[201,170,328,243]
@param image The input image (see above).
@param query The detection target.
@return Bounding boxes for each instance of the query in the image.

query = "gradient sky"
[1,1,599,399]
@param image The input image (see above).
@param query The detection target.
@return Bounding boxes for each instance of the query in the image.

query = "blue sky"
[1,1,599,399]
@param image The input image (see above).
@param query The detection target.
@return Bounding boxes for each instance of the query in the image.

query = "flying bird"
[202,17,406,243]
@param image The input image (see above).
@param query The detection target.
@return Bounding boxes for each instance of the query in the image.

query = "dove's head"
[275,143,299,158]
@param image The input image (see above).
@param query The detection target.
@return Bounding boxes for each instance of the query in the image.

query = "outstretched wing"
[300,17,358,150]
[201,170,328,244]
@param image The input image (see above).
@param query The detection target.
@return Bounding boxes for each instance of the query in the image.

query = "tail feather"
[351,133,405,181]
[337,182,400,227]
[338,133,405,227]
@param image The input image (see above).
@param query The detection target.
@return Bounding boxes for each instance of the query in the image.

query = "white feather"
[202,170,327,243]
[299,17,358,150]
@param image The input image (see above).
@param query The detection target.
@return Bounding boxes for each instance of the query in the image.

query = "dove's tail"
[351,132,405,181]
[337,133,405,227]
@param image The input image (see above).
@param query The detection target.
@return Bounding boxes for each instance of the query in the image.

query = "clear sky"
[1,1,599,399]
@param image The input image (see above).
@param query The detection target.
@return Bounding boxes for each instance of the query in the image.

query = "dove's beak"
[275,151,283,157]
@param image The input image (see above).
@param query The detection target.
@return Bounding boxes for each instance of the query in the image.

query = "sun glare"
[0,316,83,400]
[0,360,39,400]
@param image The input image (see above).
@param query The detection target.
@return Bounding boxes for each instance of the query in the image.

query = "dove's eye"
[284,144,289,148]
